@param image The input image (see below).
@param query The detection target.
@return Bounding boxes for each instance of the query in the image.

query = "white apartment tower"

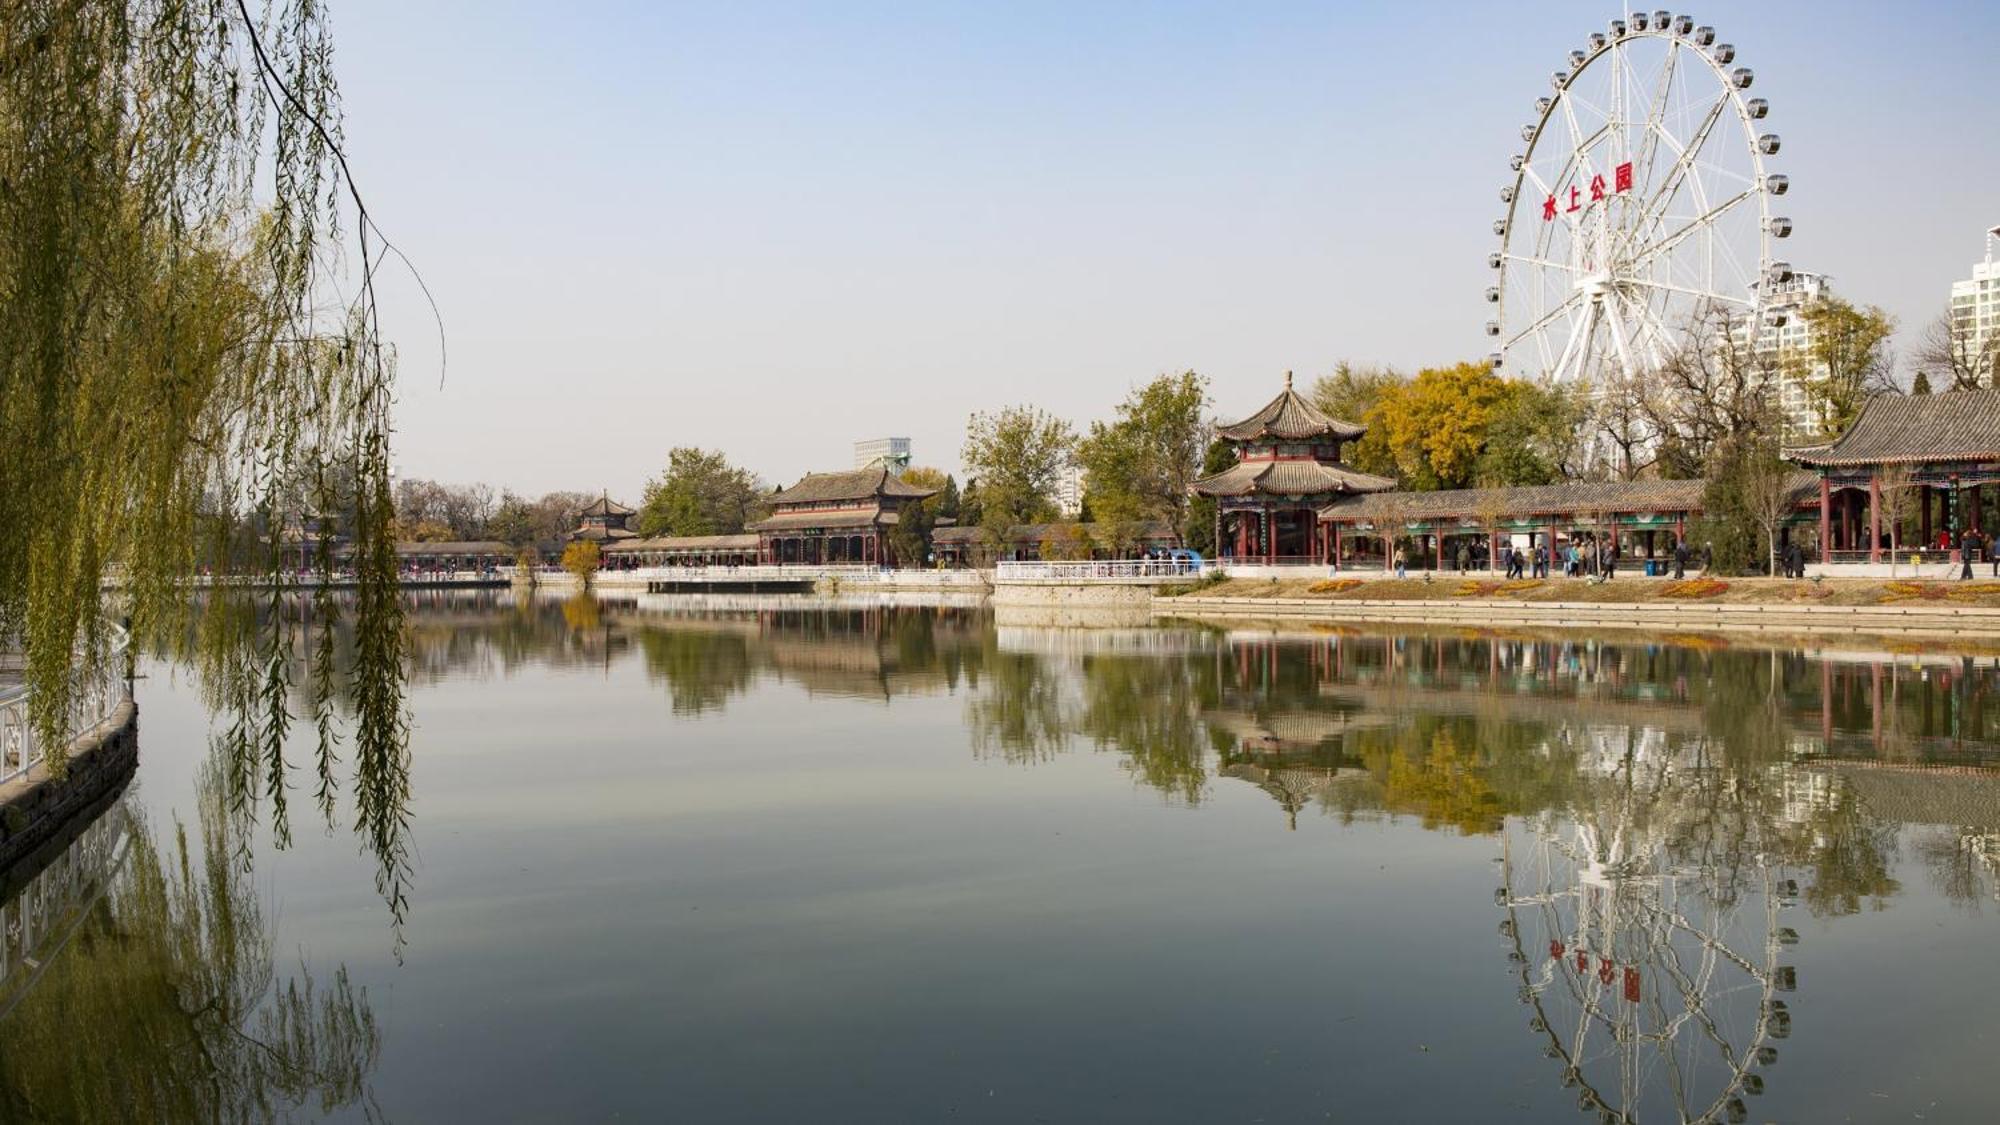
[854,437,912,471]
[1948,226,2000,383]
[1732,270,1834,439]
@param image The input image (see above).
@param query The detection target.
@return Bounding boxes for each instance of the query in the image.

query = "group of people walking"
[1385,539,1714,580]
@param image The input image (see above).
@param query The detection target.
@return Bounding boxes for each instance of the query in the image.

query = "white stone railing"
[0,797,133,1012]
[994,559,1207,581]
[0,624,132,787]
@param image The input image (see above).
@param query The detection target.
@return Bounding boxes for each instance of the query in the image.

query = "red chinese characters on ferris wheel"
[1541,161,1635,221]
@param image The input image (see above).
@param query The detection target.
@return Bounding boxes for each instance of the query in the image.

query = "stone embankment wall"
[990,581,1160,611]
[1155,596,2000,639]
[0,700,139,872]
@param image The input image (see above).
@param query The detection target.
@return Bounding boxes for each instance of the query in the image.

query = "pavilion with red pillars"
[1787,389,2000,563]
[1191,373,1395,564]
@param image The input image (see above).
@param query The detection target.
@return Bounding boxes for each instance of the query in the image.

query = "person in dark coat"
[1672,539,1688,579]
[1962,530,1979,581]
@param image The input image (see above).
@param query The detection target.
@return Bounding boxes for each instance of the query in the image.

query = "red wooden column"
[1818,477,1832,563]
[1264,506,1276,564]
[1868,475,1881,563]
[1433,528,1444,571]
[1332,522,1342,566]
[1922,484,1933,547]
[1490,530,1503,571]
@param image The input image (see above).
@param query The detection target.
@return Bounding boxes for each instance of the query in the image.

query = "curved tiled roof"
[579,495,635,517]
[1785,389,2000,467]
[772,466,938,505]
[1214,374,1367,442]
[750,508,897,531]
[1191,458,1396,498]
[604,533,759,553]
[1318,474,1819,522]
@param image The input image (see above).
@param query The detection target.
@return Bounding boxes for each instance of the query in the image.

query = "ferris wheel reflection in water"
[1495,725,1797,1125]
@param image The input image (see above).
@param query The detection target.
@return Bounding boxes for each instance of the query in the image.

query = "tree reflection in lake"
[0,766,381,1121]
[116,592,2000,1120]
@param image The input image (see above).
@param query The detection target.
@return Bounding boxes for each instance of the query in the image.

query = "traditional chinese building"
[601,533,761,569]
[568,494,638,547]
[1787,389,2000,562]
[750,467,936,565]
[1190,373,1394,563]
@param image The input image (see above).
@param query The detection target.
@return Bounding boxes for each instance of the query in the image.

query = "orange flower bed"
[1880,580,1997,603]
[1307,578,1364,595]
[1455,579,1545,597]
[1659,579,1729,599]
[1660,632,1730,650]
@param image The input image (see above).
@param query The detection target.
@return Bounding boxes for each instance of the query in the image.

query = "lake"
[4,589,1999,1123]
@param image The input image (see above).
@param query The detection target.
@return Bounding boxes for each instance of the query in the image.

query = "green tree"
[1912,369,1934,395]
[936,474,962,521]
[1474,379,1586,486]
[1074,371,1210,541]
[962,405,1077,530]
[636,447,768,537]
[1184,438,1237,556]
[1793,298,1898,437]
[890,466,949,566]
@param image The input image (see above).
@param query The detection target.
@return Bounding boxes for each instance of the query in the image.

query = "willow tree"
[0,5,410,912]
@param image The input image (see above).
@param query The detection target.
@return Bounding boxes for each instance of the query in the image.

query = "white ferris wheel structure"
[1487,10,1793,389]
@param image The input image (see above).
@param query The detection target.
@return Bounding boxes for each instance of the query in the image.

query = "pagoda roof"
[579,495,635,517]
[1786,389,2000,467]
[569,524,638,542]
[771,466,937,505]
[1191,458,1395,499]
[1215,373,1367,442]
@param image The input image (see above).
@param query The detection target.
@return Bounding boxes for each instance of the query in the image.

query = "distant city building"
[1734,270,1834,439]
[1949,226,2000,383]
[1052,464,1086,519]
[854,437,912,471]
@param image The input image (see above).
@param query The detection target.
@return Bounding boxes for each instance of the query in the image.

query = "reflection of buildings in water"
[1206,707,1382,829]
[1497,730,1797,1125]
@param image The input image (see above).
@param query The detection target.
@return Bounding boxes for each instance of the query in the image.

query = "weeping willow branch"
[0,1,421,931]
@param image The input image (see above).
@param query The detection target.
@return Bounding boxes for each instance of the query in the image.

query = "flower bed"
[1307,578,1364,595]
[1454,579,1544,597]
[1659,578,1729,599]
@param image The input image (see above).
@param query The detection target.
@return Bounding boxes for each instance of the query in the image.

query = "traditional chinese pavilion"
[1787,388,2000,562]
[568,494,638,546]
[1191,374,1394,563]
[750,467,937,565]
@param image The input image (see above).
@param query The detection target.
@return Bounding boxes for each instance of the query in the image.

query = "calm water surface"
[6,590,2000,1123]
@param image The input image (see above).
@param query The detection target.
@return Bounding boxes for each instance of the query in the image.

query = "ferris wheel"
[1487,10,1791,386]
[1494,727,1796,1123]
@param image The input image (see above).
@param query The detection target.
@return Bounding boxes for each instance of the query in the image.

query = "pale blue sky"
[335,1,2000,496]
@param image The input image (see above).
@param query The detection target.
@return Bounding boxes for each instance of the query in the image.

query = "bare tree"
[1741,443,1799,576]
[1915,306,1999,392]
[1876,465,1918,576]
[1591,374,1659,481]
[1646,305,1784,467]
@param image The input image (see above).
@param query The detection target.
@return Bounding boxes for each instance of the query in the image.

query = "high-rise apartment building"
[854,437,912,471]
[1733,270,1833,439]
[1948,226,2000,385]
